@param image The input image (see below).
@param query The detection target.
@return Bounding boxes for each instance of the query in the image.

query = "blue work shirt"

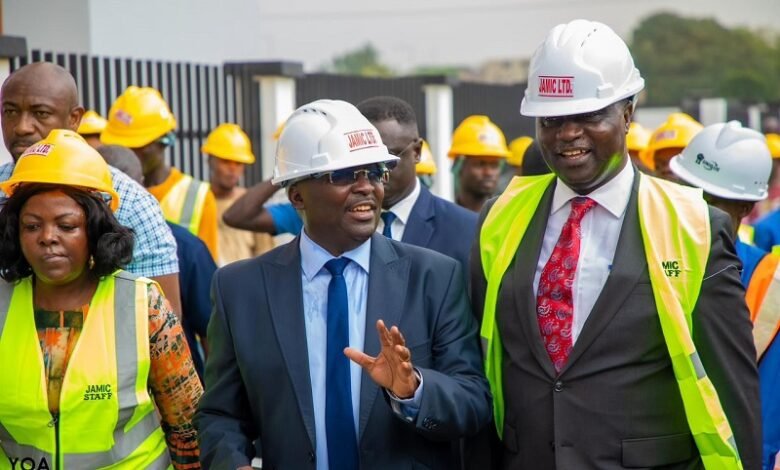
[268,202,303,235]
[735,238,767,288]
[761,336,780,470]
[735,238,780,469]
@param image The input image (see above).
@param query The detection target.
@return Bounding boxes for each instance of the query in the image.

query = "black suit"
[470,173,762,469]
[197,234,491,470]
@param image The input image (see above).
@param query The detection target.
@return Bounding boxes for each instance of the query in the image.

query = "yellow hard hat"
[101,86,176,149]
[627,122,651,153]
[0,129,120,211]
[415,140,437,175]
[202,123,255,164]
[644,113,703,170]
[766,133,780,159]
[448,115,510,159]
[272,121,285,141]
[77,110,107,135]
[507,136,533,167]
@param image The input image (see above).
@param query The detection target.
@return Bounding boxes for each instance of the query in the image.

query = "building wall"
[87,0,266,64]
[4,0,267,64]
[4,0,91,54]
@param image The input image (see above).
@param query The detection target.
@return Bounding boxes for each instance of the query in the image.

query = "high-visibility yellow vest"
[160,173,210,236]
[0,271,171,470]
[479,172,743,469]
[745,254,780,361]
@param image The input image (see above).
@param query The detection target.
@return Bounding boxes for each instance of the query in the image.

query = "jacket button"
[553,380,563,392]
[308,451,315,462]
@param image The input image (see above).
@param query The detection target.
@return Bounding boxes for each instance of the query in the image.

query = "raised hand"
[344,319,419,399]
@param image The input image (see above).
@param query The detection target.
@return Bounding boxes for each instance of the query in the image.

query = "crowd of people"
[0,18,778,470]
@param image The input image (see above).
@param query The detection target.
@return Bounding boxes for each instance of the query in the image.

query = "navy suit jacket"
[196,234,491,470]
[402,185,478,282]
[167,221,215,380]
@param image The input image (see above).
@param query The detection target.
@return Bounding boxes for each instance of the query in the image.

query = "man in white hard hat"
[670,121,780,470]
[196,99,491,470]
[470,20,760,469]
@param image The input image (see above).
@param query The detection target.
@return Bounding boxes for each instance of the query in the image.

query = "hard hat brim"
[669,156,766,202]
[100,129,163,149]
[520,87,642,118]
[272,152,399,186]
[203,147,256,165]
[0,178,121,211]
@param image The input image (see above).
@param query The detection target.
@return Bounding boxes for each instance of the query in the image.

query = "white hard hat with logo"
[520,19,645,118]
[670,121,771,201]
[272,99,399,186]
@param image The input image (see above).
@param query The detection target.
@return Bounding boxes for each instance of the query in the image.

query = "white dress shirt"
[532,163,634,343]
[377,177,421,241]
[299,230,422,470]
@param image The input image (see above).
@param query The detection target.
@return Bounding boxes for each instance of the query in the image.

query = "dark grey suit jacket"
[197,234,491,470]
[469,173,762,469]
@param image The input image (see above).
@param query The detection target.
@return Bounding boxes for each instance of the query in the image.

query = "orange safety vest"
[745,253,780,360]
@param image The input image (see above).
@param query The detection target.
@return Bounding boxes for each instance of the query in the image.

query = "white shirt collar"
[551,161,634,218]
[386,177,421,224]
[299,229,372,281]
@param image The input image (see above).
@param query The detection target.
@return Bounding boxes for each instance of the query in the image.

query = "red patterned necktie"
[536,196,597,373]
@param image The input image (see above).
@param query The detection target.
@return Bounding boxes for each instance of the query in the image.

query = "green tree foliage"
[631,13,780,105]
[328,43,394,77]
[412,65,462,78]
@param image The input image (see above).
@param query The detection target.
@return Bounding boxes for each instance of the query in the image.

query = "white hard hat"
[520,19,644,118]
[272,99,399,186]
[670,121,771,201]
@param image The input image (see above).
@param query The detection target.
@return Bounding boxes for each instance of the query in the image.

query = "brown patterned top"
[35,283,203,469]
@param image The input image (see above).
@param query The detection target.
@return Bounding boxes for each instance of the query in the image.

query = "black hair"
[356,96,418,127]
[522,142,552,176]
[0,183,135,282]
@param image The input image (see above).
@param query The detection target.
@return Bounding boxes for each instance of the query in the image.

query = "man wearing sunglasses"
[357,96,478,283]
[223,97,478,283]
[197,99,491,470]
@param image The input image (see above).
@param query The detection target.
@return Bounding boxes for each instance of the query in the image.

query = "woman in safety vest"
[0,130,203,470]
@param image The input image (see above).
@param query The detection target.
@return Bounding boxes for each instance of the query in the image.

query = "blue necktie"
[324,258,359,470]
[381,211,397,239]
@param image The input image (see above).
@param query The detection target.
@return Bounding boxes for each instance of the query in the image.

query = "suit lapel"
[265,239,317,448]
[562,171,646,373]
[359,234,409,440]
[510,182,559,377]
[401,185,434,248]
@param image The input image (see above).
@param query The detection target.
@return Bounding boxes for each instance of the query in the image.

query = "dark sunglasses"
[314,163,391,186]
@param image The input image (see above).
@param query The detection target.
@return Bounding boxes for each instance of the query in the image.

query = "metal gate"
[12,50,238,183]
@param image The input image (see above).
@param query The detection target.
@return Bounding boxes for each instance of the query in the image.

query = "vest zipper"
[48,413,60,470]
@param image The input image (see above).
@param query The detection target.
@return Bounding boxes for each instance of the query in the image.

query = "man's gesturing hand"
[345,319,419,399]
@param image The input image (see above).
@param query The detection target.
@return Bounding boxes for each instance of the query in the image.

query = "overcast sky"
[252,0,779,72]
[6,0,780,72]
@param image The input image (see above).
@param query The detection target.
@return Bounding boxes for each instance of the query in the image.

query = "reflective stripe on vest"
[745,254,780,360]
[479,172,742,469]
[0,272,171,469]
[160,174,210,236]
